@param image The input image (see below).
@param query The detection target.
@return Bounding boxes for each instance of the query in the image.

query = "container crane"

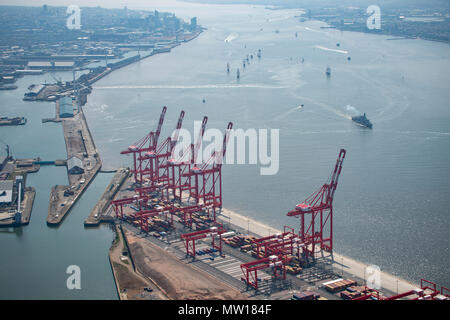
[180,226,226,259]
[240,255,291,291]
[167,116,208,201]
[287,149,346,261]
[186,122,233,222]
[137,110,185,193]
[121,106,167,183]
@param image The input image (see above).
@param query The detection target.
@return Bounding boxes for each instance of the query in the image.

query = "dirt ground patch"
[127,235,247,300]
[113,261,147,290]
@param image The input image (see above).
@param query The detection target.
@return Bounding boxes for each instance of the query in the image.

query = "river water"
[0,1,449,298]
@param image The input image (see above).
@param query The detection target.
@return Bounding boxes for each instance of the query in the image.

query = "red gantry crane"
[287,149,346,261]
[187,122,233,222]
[168,116,208,202]
[180,226,226,259]
[241,255,291,291]
[121,106,167,184]
[251,227,300,259]
[137,110,186,196]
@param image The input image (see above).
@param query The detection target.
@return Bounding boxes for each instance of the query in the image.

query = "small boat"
[237,68,240,79]
[326,67,331,76]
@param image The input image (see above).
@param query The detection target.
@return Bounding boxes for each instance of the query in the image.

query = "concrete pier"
[84,168,130,227]
[0,187,35,227]
[47,105,102,226]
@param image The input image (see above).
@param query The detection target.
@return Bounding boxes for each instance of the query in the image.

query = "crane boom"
[326,149,346,204]
[152,106,167,149]
[191,116,208,164]
[170,110,185,151]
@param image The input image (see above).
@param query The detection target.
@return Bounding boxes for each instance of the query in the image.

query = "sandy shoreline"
[218,207,418,295]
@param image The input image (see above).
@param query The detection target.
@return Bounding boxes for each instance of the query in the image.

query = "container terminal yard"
[84,106,449,301]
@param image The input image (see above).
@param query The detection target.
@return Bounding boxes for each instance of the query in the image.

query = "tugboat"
[352,113,373,129]
[325,66,331,77]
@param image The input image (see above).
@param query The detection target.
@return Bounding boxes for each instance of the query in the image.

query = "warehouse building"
[27,61,75,70]
[59,96,74,118]
[67,156,84,175]
[0,180,13,206]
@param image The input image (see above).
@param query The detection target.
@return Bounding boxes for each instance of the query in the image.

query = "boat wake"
[294,95,352,120]
[224,33,239,42]
[315,45,348,54]
[272,105,303,121]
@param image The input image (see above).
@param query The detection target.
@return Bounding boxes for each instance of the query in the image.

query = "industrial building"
[59,97,74,118]
[67,156,84,175]
[0,156,7,171]
[0,180,13,206]
[27,61,75,70]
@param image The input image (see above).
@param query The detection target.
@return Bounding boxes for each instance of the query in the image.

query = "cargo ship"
[0,116,27,126]
[352,113,372,129]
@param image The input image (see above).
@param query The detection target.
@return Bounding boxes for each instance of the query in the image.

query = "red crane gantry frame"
[251,227,301,258]
[287,149,346,261]
[120,106,167,184]
[186,122,233,222]
[180,226,226,259]
[240,255,291,291]
[168,116,208,202]
[137,110,185,195]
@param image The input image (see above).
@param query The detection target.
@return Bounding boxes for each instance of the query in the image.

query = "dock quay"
[84,168,130,227]
[42,118,61,123]
[13,158,41,174]
[0,187,35,227]
[46,103,102,226]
